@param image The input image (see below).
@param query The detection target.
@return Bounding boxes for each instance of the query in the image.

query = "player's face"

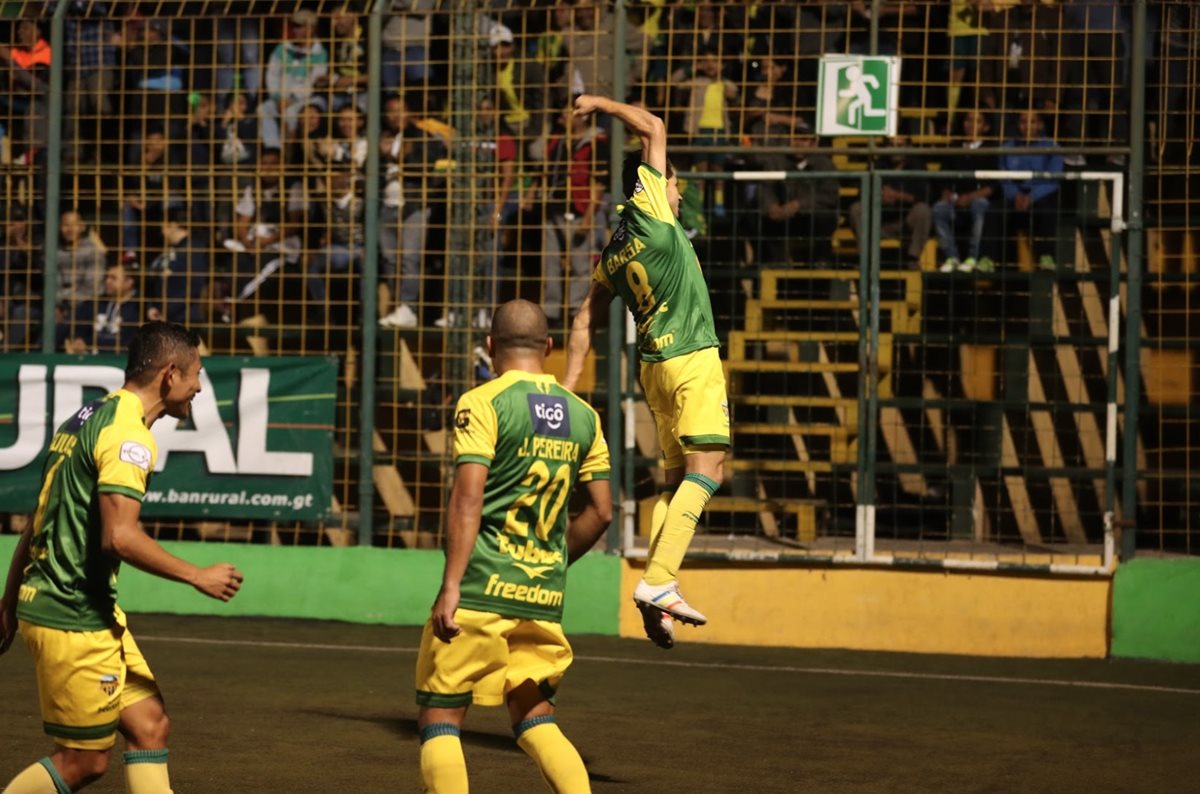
[164,354,203,420]
[666,174,681,218]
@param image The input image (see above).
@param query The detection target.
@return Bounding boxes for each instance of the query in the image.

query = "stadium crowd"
[0,0,1146,353]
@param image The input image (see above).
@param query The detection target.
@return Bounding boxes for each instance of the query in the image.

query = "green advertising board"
[816,55,900,137]
[0,355,336,520]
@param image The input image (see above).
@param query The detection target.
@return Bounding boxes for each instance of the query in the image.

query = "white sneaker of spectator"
[473,309,492,330]
[434,311,461,329]
[379,304,418,328]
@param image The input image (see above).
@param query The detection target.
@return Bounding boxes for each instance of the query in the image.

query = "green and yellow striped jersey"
[17,390,157,631]
[452,370,609,622]
[593,163,720,362]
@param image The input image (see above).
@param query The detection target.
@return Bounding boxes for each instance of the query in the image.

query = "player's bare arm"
[564,280,613,392]
[431,462,488,642]
[99,492,243,601]
[566,478,614,565]
[572,93,667,176]
[0,522,34,655]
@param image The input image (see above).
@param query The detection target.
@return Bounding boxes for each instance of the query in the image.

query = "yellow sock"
[646,490,672,561]
[124,749,172,793]
[644,473,718,585]
[3,759,63,794]
[514,718,589,794]
[420,725,468,794]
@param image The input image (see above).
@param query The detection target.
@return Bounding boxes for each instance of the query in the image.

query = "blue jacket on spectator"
[1000,140,1064,204]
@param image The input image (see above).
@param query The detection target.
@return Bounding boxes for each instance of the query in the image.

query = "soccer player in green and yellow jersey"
[0,322,244,794]
[564,94,729,650]
[415,299,611,794]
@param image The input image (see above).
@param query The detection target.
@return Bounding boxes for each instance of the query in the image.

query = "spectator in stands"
[382,0,435,92]
[1000,109,1064,271]
[60,262,141,355]
[561,1,615,101]
[147,206,209,326]
[947,0,995,128]
[488,23,547,140]
[226,148,307,323]
[754,126,840,265]
[673,43,738,218]
[1062,0,1129,164]
[935,110,999,272]
[119,17,189,139]
[0,204,40,350]
[258,9,329,153]
[122,129,183,264]
[744,54,809,137]
[850,138,933,269]
[56,210,108,342]
[215,3,265,108]
[378,95,447,329]
[289,101,328,169]
[319,5,367,112]
[314,105,368,173]
[539,100,606,323]
[0,16,51,166]
[216,91,260,240]
[307,170,365,320]
[535,1,576,110]
[471,94,522,324]
[55,0,119,165]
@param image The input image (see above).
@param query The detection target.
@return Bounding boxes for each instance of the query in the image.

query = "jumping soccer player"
[415,300,611,794]
[0,321,244,794]
[563,94,729,650]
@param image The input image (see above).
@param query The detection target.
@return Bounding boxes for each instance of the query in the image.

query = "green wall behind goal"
[1111,558,1200,664]
[0,538,622,636]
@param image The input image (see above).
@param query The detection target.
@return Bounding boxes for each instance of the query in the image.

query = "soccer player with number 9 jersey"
[564,95,730,650]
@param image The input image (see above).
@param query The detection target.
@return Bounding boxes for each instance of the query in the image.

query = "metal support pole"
[1120,0,1147,561]
[607,0,628,554]
[42,1,70,353]
[356,0,385,546]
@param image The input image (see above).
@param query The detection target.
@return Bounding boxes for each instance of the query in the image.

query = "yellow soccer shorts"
[19,619,161,750]
[640,346,731,470]
[415,608,573,709]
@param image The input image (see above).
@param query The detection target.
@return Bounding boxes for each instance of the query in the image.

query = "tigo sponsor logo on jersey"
[528,394,570,438]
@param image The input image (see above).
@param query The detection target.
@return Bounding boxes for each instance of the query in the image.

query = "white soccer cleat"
[633,579,707,626]
[636,602,675,650]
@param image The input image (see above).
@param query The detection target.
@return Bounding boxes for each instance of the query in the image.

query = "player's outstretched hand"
[0,598,17,655]
[430,585,462,643]
[193,563,244,602]
[572,94,604,119]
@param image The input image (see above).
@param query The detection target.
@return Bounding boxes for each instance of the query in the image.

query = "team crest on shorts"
[99,674,119,696]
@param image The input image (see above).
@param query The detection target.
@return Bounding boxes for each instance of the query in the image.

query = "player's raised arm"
[431,462,488,642]
[564,280,614,393]
[573,93,666,175]
[99,492,244,601]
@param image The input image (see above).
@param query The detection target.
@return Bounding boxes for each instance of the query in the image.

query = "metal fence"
[0,0,1195,564]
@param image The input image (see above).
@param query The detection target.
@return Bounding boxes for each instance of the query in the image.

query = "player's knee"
[126,707,171,748]
[57,748,111,785]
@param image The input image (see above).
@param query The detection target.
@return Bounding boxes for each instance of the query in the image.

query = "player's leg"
[507,683,589,794]
[7,623,124,792]
[635,365,684,648]
[505,622,588,794]
[117,625,173,794]
[635,349,729,626]
[416,706,470,794]
[414,609,512,793]
[4,747,109,793]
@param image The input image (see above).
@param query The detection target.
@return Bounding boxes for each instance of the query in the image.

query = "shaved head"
[490,300,549,353]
